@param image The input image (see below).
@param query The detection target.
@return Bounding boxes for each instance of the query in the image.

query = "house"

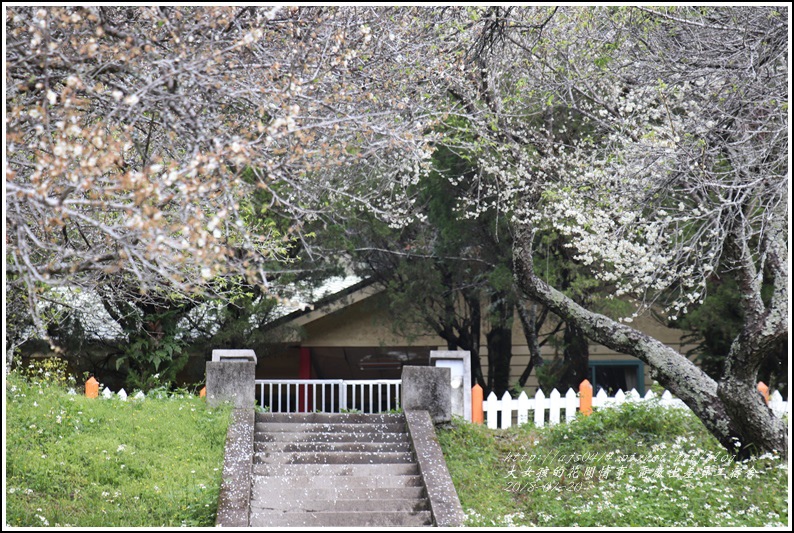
[255,279,696,397]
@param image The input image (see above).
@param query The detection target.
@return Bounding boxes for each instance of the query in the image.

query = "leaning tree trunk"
[513,225,788,459]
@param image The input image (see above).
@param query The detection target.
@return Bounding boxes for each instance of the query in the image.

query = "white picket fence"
[482,387,789,430]
[89,386,185,401]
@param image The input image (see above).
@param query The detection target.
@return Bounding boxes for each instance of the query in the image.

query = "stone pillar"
[212,349,258,364]
[206,349,257,408]
[430,350,472,422]
[401,366,451,423]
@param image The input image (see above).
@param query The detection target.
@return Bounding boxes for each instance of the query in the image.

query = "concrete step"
[254,451,414,465]
[249,484,426,502]
[253,462,420,477]
[247,412,434,527]
[255,422,406,433]
[251,497,430,513]
[253,475,425,491]
[249,510,432,527]
[255,440,412,453]
[256,412,404,424]
[255,431,409,444]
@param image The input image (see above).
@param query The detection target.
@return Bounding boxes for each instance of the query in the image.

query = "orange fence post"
[472,384,484,424]
[85,377,99,399]
[579,379,593,416]
[199,386,206,398]
[757,382,769,404]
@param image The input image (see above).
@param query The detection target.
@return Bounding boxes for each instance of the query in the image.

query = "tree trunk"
[516,299,544,388]
[486,293,513,397]
[463,289,486,388]
[513,225,787,459]
[716,217,788,457]
[558,322,589,392]
[424,290,486,389]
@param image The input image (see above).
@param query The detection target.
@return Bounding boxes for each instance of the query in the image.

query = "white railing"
[482,387,789,430]
[255,379,402,414]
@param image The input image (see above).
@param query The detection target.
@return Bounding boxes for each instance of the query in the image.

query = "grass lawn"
[5,360,231,527]
[437,400,789,527]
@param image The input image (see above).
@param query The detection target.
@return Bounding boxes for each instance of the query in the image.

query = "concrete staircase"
[249,412,433,527]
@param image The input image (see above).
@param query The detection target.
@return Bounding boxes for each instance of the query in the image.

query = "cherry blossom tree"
[5,6,439,356]
[429,6,788,458]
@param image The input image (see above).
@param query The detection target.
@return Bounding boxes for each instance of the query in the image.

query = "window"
[587,360,644,396]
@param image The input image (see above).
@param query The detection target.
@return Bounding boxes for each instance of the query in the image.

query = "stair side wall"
[405,410,465,527]
[216,408,255,527]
